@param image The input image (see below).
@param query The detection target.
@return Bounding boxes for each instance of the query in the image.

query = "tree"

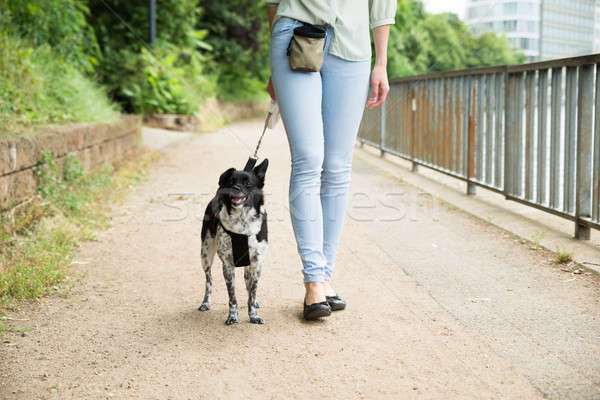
[196,0,271,101]
[86,0,215,113]
[467,32,525,68]
[387,1,524,78]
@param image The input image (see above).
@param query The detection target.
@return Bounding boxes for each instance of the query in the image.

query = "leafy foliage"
[120,45,215,114]
[0,0,100,73]
[467,32,523,68]
[197,1,270,101]
[388,1,524,77]
[88,0,216,113]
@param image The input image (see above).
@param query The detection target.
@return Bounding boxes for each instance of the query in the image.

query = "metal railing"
[358,54,600,239]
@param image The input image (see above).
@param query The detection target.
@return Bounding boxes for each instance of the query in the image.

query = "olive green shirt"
[264,0,396,61]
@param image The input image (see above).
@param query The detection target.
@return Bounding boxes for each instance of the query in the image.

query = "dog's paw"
[225,315,239,325]
[198,303,210,311]
[249,316,264,324]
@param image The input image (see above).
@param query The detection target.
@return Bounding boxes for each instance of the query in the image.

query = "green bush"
[120,45,216,115]
[0,0,100,74]
[197,0,271,102]
[88,0,216,114]
[0,34,118,131]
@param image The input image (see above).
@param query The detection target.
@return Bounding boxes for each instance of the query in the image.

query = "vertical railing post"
[574,64,594,239]
[550,67,563,209]
[462,77,469,179]
[380,100,386,157]
[466,77,477,195]
[593,63,600,225]
[411,87,419,172]
[494,72,504,189]
[503,68,511,199]
[537,69,548,204]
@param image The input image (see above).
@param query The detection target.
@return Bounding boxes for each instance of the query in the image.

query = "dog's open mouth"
[231,195,247,206]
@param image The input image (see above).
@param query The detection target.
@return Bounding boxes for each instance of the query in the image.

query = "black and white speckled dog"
[198,159,269,325]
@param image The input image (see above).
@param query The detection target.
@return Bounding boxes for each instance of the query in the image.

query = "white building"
[594,4,600,53]
[465,0,600,61]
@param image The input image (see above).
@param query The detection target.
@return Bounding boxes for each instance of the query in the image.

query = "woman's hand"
[267,76,276,101]
[266,5,278,102]
[368,24,391,109]
[367,64,389,108]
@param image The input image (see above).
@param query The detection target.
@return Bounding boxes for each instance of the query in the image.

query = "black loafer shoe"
[326,295,346,311]
[303,301,331,320]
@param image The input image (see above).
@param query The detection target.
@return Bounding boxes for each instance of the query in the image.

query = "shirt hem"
[327,48,372,62]
[370,18,396,29]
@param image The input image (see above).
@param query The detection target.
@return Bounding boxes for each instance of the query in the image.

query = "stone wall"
[143,99,268,132]
[0,116,141,210]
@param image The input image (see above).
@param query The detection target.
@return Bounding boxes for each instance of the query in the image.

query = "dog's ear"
[253,159,268,188]
[218,168,236,187]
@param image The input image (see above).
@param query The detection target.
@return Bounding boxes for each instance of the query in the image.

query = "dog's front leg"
[223,261,238,325]
[199,237,216,311]
[245,263,263,324]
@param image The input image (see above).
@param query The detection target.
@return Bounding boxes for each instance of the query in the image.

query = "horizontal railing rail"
[358,53,600,239]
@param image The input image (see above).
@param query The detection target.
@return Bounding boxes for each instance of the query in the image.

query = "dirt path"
[1,120,597,399]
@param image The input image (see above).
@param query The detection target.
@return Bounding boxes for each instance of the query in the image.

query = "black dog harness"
[218,220,251,267]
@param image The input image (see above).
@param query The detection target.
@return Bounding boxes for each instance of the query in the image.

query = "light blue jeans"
[270,17,371,283]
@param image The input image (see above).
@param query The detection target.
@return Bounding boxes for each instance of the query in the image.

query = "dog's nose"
[231,185,246,195]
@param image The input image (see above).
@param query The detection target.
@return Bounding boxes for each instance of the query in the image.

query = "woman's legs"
[270,19,328,286]
[270,19,369,301]
[320,55,371,283]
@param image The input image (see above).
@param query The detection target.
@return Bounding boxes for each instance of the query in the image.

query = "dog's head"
[217,159,269,213]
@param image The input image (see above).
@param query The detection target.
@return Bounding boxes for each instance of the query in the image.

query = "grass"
[0,34,119,135]
[530,231,547,249]
[0,323,32,336]
[555,249,573,264]
[0,149,158,314]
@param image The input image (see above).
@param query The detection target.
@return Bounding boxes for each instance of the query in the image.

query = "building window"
[504,2,518,14]
[503,20,517,31]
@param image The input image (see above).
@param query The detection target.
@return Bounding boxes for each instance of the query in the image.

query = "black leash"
[243,105,276,171]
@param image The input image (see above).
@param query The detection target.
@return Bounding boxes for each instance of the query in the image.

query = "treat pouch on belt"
[287,24,327,72]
